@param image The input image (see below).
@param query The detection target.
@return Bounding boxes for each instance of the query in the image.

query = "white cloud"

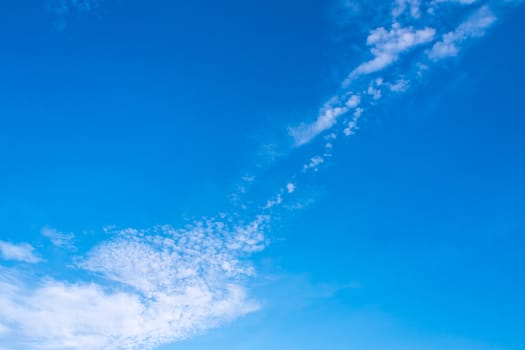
[264,194,283,209]
[433,0,478,5]
[345,94,361,108]
[348,24,436,79]
[0,241,42,263]
[0,323,8,335]
[41,227,75,249]
[303,156,325,172]
[393,0,421,18]
[389,79,410,92]
[286,183,296,194]
[290,94,360,146]
[290,103,349,146]
[428,5,496,60]
[241,175,256,182]
[0,217,268,350]
[368,85,382,100]
[344,107,364,136]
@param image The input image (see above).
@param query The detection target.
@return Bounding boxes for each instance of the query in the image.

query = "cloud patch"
[0,241,42,264]
[348,23,436,79]
[0,216,268,350]
[428,5,496,60]
[41,227,75,249]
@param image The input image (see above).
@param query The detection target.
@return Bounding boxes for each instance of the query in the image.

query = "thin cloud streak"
[0,241,43,264]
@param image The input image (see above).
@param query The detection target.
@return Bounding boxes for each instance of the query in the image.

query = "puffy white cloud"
[290,94,361,146]
[0,217,268,350]
[303,156,325,172]
[349,24,436,78]
[345,94,361,108]
[0,241,42,263]
[344,107,364,136]
[428,5,496,60]
[286,183,296,194]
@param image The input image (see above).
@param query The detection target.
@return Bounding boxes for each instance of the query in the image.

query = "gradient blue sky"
[0,1,524,349]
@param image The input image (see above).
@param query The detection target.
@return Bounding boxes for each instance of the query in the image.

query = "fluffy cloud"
[288,22,435,147]
[303,156,325,171]
[0,217,268,350]
[0,241,42,263]
[343,107,364,136]
[290,94,361,146]
[428,5,496,60]
[349,23,436,78]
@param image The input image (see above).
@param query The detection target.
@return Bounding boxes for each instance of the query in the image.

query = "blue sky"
[0,0,524,349]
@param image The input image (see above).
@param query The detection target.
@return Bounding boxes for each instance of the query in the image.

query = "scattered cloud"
[41,227,75,249]
[343,107,364,136]
[428,5,496,60]
[290,103,348,146]
[286,183,296,194]
[393,0,421,19]
[303,156,325,172]
[0,241,42,263]
[432,0,478,6]
[46,0,101,30]
[367,85,382,99]
[287,1,508,150]
[347,23,436,79]
[264,194,283,209]
[48,0,100,15]
[0,216,269,349]
[389,78,410,92]
[290,94,361,146]
[241,175,256,182]
[345,94,361,108]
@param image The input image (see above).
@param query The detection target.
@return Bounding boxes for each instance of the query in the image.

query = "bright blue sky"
[0,1,524,349]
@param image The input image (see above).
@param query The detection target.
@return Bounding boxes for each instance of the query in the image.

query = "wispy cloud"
[303,155,325,172]
[347,23,436,80]
[393,0,422,19]
[48,0,100,15]
[0,241,42,263]
[0,216,268,349]
[286,0,513,150]
[428,5,496,60]
[47,0,100,30]
[289,94,361,146]
[41,227,75,249]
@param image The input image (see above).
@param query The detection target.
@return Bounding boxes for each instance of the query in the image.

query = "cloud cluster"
[290,94,361,146]
[288,0,506,150]
[0,216,268,350]
[349,23,436,79]
[428,5,496,60]
[0,241,42,263]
